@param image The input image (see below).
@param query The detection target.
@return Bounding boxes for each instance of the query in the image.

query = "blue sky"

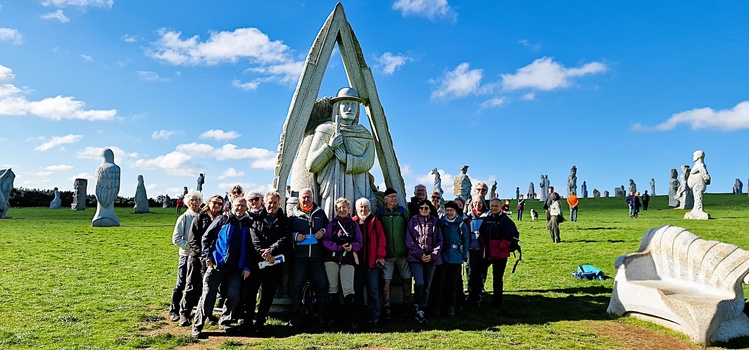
[1,0,748,202]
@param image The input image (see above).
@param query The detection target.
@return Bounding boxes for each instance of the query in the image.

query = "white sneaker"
[414,310,427,323]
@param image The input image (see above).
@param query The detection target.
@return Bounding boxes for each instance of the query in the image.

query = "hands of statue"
[329,134,344,149]
[334,148,347,164]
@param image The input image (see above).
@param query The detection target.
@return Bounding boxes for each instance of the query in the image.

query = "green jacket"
[378,205,409,258]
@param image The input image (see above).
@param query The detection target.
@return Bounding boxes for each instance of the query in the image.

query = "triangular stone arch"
[273,2,407,209]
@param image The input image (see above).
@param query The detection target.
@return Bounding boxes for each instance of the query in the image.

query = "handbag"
[557,214,565,224]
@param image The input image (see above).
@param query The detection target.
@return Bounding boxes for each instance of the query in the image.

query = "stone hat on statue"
[330,87,366,104]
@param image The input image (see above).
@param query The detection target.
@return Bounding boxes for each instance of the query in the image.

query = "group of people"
[168,182,521,339]
[625,190,650,218]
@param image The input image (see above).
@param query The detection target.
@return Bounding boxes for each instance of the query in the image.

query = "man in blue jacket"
[192,197,252,339]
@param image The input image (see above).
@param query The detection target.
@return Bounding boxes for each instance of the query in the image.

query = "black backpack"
[301,280,318,320]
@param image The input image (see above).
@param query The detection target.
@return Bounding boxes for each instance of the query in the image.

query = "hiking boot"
[432,309,441,318]
[206,315,219,326]
[447,306,456,317]
[414,309,427,324]
[191,328,205,339]
[383,304,392,320]
[168,312,180,322]
[179,315,192,327]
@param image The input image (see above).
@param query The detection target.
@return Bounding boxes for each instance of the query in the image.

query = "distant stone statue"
[650,178,656,196]
[527,182,536,199]
[490,181,498,200]
[182,186,188,198]
[92,148,121,227]
[162,194,171,208]
[668,169,679,207]
[197,173,205,192]
[515,186,520,201]
[539,175,548,202]
[603,190,609,197]
[49,187,62,209]
[614,186,625,197]
[628,179,637,194]
[0,168,16,218]
[685,150,711,220]
[581,181,588,198]
[674,165,693,210]
[593,188,600,198]
[71,178,87,210]
[454,165,472,202]
[431,168,443,197]
[734,178,743,194]
[134,175,150,214]
[567,166,577,195]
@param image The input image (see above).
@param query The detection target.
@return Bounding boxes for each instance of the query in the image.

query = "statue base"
[684,210,711,220]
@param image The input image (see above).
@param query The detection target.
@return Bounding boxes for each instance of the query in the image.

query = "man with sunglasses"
[180,194,225,326]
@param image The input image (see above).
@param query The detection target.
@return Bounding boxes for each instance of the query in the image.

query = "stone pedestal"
[684,210,711,220]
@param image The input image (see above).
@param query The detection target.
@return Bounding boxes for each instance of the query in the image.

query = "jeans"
[192,265,242,331]
[170,255,188,315]
[242,264,282,326]
[468,258,508,308]
[354,264,382,321]
[180,255,205,318]
[517,209,523,221]
[290,256,328,318]
[409,261,435,309]
[570,207,578,222]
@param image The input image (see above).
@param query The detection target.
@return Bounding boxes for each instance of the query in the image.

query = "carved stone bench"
[607,225,749,345]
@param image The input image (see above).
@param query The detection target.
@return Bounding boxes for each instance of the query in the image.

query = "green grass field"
[1,194,748,349]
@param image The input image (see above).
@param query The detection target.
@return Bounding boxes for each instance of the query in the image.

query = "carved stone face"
[338,100,359,122]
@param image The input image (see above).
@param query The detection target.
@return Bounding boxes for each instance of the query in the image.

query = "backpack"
[379,205,407,220]
[573,264,604,280]
[301,280,318,320]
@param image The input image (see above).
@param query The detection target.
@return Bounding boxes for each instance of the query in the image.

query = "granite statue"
[71,178,87,210]
[197,173,205,192]
[734,178,743,194]
[515,186,520,201]
[539,175,550,202]
[49,187,61,209]
[650,178,656,196]
[603,190,609,197]
[628,179,637,194]
[134,175,150,214]
[92,148,121,227]
[0,168,15,218]
[668,168,679,207]
[454,165,472,203]
[593,188,600,198]
[162,194,171,208]
[567,166,577,196]
[581,181,588,198]
[431,168,444,203]
[614,186,625,197]
[674,164,693,210]
[685,150,711,220]
[527,182,536,199]
[491,181,498,200]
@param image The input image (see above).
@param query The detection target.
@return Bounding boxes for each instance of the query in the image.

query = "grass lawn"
[1,193,749,349]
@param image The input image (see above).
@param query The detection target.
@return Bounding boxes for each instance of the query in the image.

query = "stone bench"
[607,225,749,345]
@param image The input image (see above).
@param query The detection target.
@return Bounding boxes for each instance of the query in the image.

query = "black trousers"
[468,258,508,308]
[242,264,283,325]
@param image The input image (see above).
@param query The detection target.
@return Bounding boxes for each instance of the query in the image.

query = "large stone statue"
[305,87,377,217]
[734,178,743,194]
[628,179,637,194]
[674,165,693,210]
[92,148,121,227]
[603,190,609,198]
[685,150,711,220]
[527,182,536,199]
[49,187,62,209]
[0,168,15,218]
[515,186,519,201]
[196,173,205,192]
[431,168,444,207]
[593,188,600,198]
[650,178,656,196]
[567,166,577,196]
[491,181,498,200]
[71,178,87,210]
[668,169,679,207]
[162,194,171,208]
[581,181,588,198]
[614,186,625,197]
[454,165,472,202]
[539,175,549,202]
[134,175,150,214]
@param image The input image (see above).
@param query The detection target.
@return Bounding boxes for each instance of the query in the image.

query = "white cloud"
[246,61,304,85]
[133,151,197,176]
[0,64,118,121]
[69,172,93,182]
[41,10,69,23]
[122,34,137,43]
[415,169,456,198]
[501,57,608,91]
[479,97,505,109]
[77,146,138,160]
[217,181,274,195]
[42,0,113,8]
[45,164,73,171]
[152,129,176,140]
[250,157,276,170]
[0,28,22,45]
[36,171,54,177]
[176,142,274,161]
[376,52,410,75]
[634,101,749,132]
[217,167,245,180]
[137,71,169,82]
[521,93,535,101]
[80,54,93,61]
[35,134,83,151]
[232,79,260,91]
[393,0,457,21]
[431,62,485,100]
[517,39,541,51]
[199,129,240,141]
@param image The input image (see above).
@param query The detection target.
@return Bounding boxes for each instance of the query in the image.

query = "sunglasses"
[211,201,224,206]
[249,197,261,202]
[419,206,430,210]
[431,196,441,200]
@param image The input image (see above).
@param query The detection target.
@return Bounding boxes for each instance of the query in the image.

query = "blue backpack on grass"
[573,265,604,280]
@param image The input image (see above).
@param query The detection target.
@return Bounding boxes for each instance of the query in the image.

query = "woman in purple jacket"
[406,198,443,324]
[322,197,363,329]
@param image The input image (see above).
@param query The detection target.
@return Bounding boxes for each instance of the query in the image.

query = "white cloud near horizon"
[35,134,83,151]
[431,63,485,100]
[133,151,198,176]
[217,167,245,180]
[45,164,74,171]
[77,146,138,160]
[501,57,608,91]
[376,52,411,75]
[393,0,457,21]
[250,157,276,170]
[176,142,274,161]
[199,129,240,141]
[152,129,176,140]
[633,100,749,132]
[42,0,113,8]
[0,28,23,45]
[0,64,118,121]
[41,10,69,23]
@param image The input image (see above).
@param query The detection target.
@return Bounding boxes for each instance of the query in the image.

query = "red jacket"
[353,214,387,268]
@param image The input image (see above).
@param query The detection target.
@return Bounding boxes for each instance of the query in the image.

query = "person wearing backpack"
[378,187,412,320]
[431,201,469,317]
[467,198,520,314]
